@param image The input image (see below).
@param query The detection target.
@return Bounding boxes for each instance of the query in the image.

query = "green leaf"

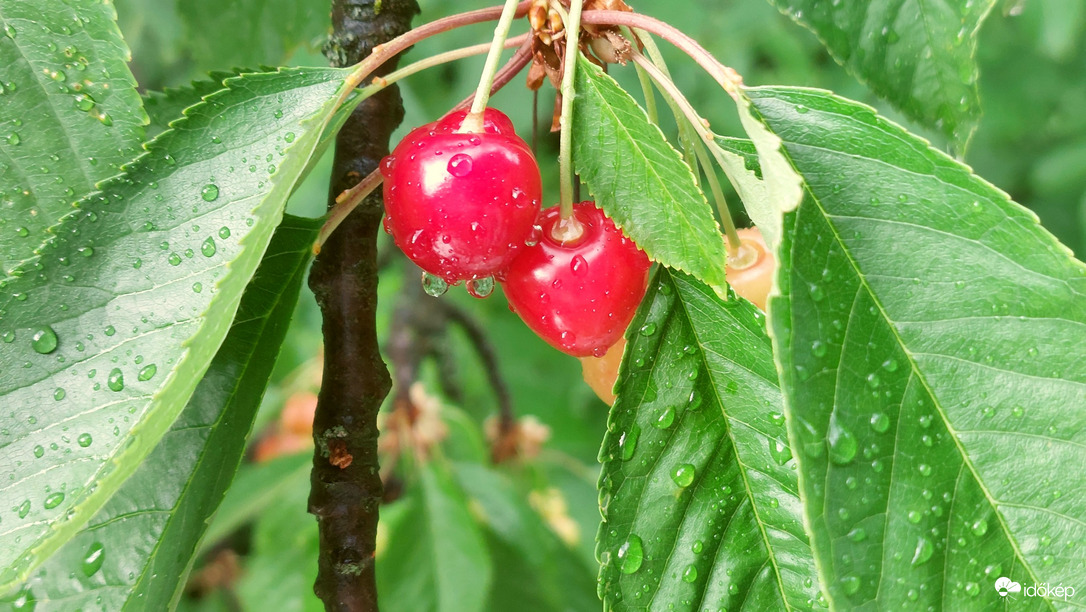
[572,54,728,296]
[180,0,330,70]
[200,451,311,555]
[143,72,237,139]
[765,0,995,150]
[2,214,319,610]
[454,463,598,612]
[0,0,146,274]
[597,268,819,611]
[750,86,1086,610]
[0,66,353,590]
[236,453,321,612]
[378,461,492,612]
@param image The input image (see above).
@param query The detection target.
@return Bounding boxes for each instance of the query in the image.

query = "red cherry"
[380,108,542,282]
[501,202,652,357]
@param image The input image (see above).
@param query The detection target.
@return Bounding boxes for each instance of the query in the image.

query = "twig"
[308,1,418,610]
[437,301,516,461]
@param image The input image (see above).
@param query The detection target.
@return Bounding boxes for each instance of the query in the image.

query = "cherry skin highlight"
[501,202,652,357]
[380,108,542,282]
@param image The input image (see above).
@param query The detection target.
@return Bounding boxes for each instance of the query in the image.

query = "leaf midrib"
[673,278,796,612]
[800,184,1058,612]
[580,71,719,274]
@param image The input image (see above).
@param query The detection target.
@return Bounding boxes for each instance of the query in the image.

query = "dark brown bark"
[308,1,418,611]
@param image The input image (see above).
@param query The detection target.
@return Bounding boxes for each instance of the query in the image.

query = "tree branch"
[308,1,418,610]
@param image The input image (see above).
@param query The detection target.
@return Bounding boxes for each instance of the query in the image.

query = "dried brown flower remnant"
[526,0,636,93]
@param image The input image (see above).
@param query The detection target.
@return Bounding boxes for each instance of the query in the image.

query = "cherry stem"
[317,169,383,254]
[462,0,525,132]
[630,51,742,254]
[557,0,585,232]
[336,1,533,113]
[635,31,700,183]
[315,35,531,253]
[580,10,744,99]
[453,35,534,112]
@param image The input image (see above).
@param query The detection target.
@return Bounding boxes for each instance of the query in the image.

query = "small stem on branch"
[580,11,744,98]
[453,35,534,112]
[334,1,533,113]
[462,0,525,132]
[630,51,742,253]
[557,0,585,232]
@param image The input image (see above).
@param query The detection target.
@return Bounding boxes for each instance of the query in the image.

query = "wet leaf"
[0,67,354,590]
[597,268,819,610]
[751,85,1086,610]
[3,215,319,610]
[0,0,146,274]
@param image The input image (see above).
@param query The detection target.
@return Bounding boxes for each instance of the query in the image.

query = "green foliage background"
[128,0,1085,610]
[3,0,1084,610]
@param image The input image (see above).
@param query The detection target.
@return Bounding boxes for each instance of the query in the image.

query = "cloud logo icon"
[995,577,1022,597]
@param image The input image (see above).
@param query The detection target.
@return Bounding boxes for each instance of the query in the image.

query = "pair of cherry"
[381,108,651,357]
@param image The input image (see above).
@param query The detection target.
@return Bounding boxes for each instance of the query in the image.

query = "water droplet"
[682,565,698,583]
[866,373,880,389]
[1,331,14,343]
[971,518,988,537]
[30,326,58,354]
[869,413,890,433]
[74,93,95,111]
[619,424,641,461]
[7,132,21,145]
[881,358,898,372]
[33,445,44,458]
[653,406,676,429]
[192,282,202,293]
[107,368,124,392]
[828,420,858,465]
[284,132,296,143]
[77,433,92,447]
[447,153,473,177]
[3,24,15,38]
[421,272,448,297]
[525,224,543,246]
[671,463,695,488]
[907,510,922,524]
[809,284,825,301]
[104,325,115,337]
[918,463,931,476]
[769,438,793,465]
[218,226,231,239]
[43,492,64,509]
[138,364,157,381]
[168,252,182,266]
[570,254,588,276]
[617,534,644,574]
[466,277,494,299]
[201,236,217,257]
[795,104,809,114]
[841,575,860,595]
[847,527,867,542]
[82,542,105,576]
[691,540,703,554]
[639,322,657,337]
[811,340,827,357]
[911,537,933,566]
[200,184,219,202]
[53,388,65,401]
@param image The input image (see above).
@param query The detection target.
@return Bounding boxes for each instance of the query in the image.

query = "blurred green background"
[111,0,1086,609]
